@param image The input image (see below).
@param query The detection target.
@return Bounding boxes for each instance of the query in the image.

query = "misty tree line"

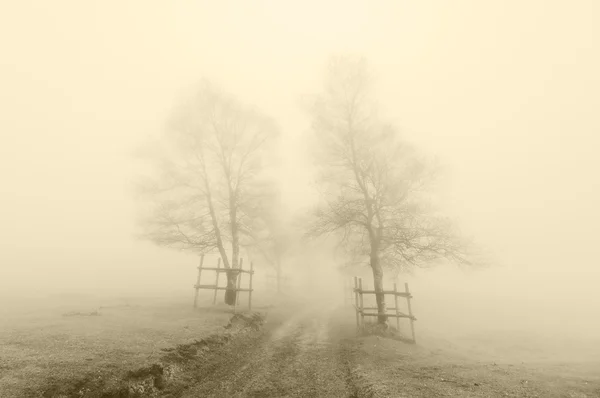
[136,56,476,324]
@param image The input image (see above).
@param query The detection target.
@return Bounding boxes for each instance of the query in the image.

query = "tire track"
[181,304,355,397]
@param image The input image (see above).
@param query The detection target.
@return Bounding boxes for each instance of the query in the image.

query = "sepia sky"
[1,1,599,314]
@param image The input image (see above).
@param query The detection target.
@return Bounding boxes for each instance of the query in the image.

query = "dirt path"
[179,303,357,398]
[167,304,600,398]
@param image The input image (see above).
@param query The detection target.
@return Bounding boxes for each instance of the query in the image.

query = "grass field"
[338,305,600,398]
[3,288,599,397]
[0,291,234,397]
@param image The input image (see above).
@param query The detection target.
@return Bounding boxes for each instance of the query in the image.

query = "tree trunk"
[200,157,234,305]
[227,185,240,305]
[224,269,239,305]
[370,247,387,324]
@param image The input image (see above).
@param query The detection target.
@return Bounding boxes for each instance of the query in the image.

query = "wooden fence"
[193,255,254,312]
[353,276,417,343]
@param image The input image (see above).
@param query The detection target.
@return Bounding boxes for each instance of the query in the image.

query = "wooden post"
[353,277,359,333]
[193,254,205,309]
[362,279,369,324]
[358,278,364,331]
[393,283,400,331]
[212,258,221,305]
[365,279,372,324]
[249,261,254,311]
[405,282,416,343]
[238,258,244,301]
[234,258,243,314]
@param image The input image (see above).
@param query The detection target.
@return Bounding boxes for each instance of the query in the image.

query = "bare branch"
[136,81,280,275]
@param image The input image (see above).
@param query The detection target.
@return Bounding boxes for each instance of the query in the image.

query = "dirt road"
[179,303,357,397]
[168,303,600,398]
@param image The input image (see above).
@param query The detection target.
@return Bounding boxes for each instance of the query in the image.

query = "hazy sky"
[1,1,599,306]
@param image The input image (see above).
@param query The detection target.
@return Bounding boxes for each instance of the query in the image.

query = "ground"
[0,292,231,397]
[170,303,600,398]
[347,323,600,397]
[1,293,599,397]
[175,302,354,397]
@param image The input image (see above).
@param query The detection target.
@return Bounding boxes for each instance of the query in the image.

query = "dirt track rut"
[181,304,357,397]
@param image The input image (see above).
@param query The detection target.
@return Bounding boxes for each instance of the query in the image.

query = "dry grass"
[347,325,600,397]
[0,292,232,397]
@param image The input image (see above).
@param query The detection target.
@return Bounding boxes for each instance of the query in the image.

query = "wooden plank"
[405,283,416,343]
[249,261,254,311]
[212,258,221,305]
[194,285,253,292]
[198,267,254,274]
[353,277,359,333]
[393,283,400,331]
[353,289,412,297]
[360,312,416,319]
[234,258,243,314]
[359,309,412,317]
[358,278,364,331]
[193,254,205,309]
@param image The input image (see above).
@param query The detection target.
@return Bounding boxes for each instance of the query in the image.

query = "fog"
[1,1,599,342]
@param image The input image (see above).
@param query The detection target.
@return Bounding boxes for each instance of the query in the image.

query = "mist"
[2,1,599,349]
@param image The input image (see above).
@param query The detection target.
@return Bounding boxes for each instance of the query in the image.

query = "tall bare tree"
[136,81,279,305]
[306,56,471,323]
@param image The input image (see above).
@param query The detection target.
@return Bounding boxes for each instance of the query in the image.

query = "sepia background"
[1,1,599,338]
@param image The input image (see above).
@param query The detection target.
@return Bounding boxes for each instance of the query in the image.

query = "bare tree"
[306,56,472,323]
[136,81,279,305]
